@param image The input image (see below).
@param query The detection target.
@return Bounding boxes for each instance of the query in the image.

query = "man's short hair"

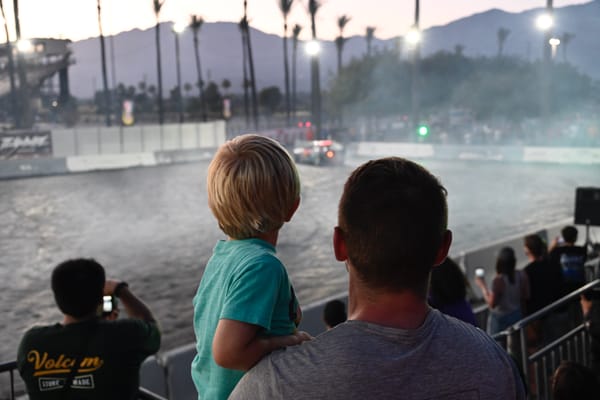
[338,157,448,295]
[323,300,347,328]
[561,225,578,244]
[207,134,301,239]
[524,234,546,258]
[51,258,105,318]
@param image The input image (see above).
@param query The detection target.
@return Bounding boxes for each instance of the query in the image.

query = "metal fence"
[492,277,600,399]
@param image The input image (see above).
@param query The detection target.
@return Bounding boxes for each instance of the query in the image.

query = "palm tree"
[278,0,293,126]
[497,27,510,57]
[560,32,575,63]
[96,0,111,126]
[308,0,322,137]
[190,15,208,122]
[365,26,376,57]
[239,18,250,126]
[335,15,351,73]
[0,0,16,126]
[152,0,165,125]
[242,1,259,130]
[291,24,302,118]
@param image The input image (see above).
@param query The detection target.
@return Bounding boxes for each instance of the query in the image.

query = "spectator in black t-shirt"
[17,258,161,400]
[549,225,588,293]
[524,234,566,346]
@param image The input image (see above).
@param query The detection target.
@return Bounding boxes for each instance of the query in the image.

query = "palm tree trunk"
[283,20,291,127]
[245,24,259,130]
[310,8,322,138]
[13,0,31,128]
[292,37,298,119]
[155,21,164,124]
[97,0,112,127]
[0,0,16,127]
[193,32,208,122]
[240,27,250,127]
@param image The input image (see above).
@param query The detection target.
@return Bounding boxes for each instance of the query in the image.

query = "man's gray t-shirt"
[230,309,526,400]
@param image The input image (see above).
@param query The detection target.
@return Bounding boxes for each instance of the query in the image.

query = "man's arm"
[104,279,156,323]
[212,318,311,371]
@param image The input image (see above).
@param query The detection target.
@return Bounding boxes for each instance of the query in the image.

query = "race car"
[292,139,344,166]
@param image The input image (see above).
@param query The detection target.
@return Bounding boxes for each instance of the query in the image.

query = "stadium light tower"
[172,21,186,124]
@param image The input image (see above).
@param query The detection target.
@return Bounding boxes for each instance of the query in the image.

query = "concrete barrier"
[0,157,69,179]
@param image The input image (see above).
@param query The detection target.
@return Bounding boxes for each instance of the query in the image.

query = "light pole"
[535,1,554,144]
[172,21,185,124]
[407,0,421,142]
[308,0,322,139]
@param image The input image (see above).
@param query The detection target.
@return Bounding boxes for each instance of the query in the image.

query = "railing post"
[519,328,529,389]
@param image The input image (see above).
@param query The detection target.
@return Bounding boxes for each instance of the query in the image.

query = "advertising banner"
[0,130,53,159]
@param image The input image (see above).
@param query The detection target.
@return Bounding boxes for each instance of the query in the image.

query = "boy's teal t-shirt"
[191,238,299,400]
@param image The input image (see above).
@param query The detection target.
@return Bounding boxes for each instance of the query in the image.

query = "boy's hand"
[289,330,313,345]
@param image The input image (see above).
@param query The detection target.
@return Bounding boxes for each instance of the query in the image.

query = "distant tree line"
[327,48,597,123]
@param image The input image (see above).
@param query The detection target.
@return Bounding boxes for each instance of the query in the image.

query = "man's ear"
[285,197,301,222]
[433,230,453,266]
[333,226,348,262]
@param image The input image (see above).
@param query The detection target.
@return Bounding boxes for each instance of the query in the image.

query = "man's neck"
[63,313,97,325]
[347,277,430,330]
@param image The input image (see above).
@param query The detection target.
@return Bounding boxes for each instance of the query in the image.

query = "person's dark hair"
[51,258,105,318]
[496,247,516,284]
[323,299,347,328]
[524,234,547,258]
[429,257,468,307]
[338,157,448,296]
[552,361,600,400]
[561,225,578,244]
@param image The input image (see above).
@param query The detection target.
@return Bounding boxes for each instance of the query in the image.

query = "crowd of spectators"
[13,134,598,399]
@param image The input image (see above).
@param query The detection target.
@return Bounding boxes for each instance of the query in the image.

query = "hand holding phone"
[475,268,485,278]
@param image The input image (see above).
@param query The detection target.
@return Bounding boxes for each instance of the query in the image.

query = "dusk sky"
[1,0,591,42]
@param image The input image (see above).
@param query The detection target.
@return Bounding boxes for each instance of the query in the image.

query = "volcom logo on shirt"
[38,375,95,391]
[27,350,104,376]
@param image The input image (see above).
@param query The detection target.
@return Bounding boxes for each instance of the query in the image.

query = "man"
[230,157,526,399]
[549,225,588,293]
[17,258,161,399]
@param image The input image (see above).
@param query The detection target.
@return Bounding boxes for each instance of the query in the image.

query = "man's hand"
[104,279,121,296]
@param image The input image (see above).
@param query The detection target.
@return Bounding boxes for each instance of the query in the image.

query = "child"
[192,134,310,400]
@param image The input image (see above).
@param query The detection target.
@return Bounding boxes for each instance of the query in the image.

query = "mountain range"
[68,1,600,99]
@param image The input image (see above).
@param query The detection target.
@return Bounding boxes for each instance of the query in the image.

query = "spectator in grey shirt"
[230,157,526,400]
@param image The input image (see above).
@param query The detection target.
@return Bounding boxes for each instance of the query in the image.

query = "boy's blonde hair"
[207,134,301,239]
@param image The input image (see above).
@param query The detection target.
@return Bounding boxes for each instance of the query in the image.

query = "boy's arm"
[212,318,311,371]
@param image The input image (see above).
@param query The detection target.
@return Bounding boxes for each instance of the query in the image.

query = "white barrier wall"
[51,121,226,157]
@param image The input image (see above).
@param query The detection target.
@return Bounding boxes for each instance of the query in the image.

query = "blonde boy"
[192,134,310,400]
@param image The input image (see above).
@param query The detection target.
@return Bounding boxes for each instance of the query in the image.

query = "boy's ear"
[333,227,348,262]
[433,230,453,266]
[284,197,301,222]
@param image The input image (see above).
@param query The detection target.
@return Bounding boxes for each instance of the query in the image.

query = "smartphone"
[475,268,485,278]
[103,295,113,313]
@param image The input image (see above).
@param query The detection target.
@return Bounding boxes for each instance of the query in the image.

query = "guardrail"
[492,278,600,399]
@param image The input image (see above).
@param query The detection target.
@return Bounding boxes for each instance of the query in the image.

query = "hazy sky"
[1,0,591,42]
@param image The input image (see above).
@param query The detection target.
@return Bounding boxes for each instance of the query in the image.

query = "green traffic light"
[417,125,429,137]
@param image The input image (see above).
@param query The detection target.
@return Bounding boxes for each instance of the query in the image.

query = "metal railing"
[0,359,166,400]
[492,278,600,399]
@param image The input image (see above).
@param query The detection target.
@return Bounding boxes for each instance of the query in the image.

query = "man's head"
[323,299,347,329]
[524,234,546,259]
[335,157,451,297]
[51,258,105,319]
[561,225,578,244]
[207,134,301,239]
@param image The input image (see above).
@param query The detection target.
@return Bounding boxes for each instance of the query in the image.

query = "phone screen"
[103,295,113,313]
